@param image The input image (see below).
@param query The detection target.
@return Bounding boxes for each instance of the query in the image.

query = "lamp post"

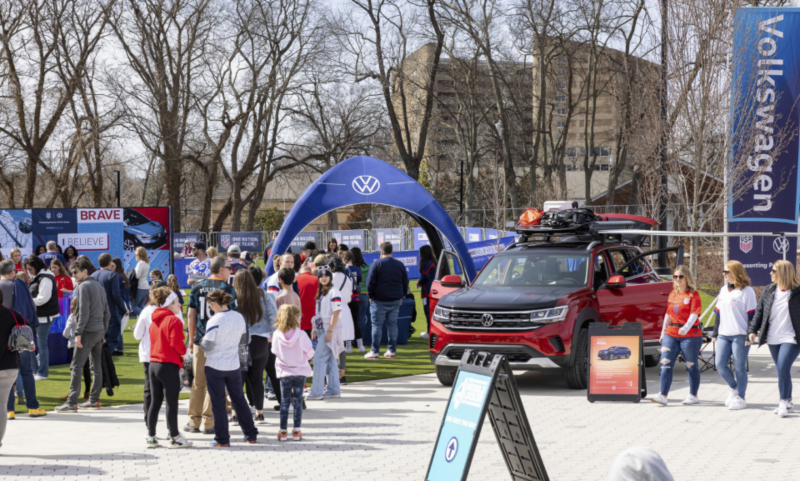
[114,170,121,208]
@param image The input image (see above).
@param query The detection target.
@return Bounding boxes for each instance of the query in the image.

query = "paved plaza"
[0,348,798,480]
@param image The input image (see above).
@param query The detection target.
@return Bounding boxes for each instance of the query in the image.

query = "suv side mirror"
[441,274,464,288]
[604,275,626,289]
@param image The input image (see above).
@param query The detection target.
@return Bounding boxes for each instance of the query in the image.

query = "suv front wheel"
[435,365,457,386]
[564,327,589,389]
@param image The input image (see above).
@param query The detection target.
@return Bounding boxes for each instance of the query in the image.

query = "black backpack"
[126,268,139,301]
[540,208,598,230]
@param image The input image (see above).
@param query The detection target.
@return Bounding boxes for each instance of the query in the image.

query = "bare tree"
[0,0,108,207]
[331,0,444,181]
[104,0,215,232]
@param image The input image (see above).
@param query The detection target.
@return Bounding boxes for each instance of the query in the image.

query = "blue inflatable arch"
[265,155,476,280]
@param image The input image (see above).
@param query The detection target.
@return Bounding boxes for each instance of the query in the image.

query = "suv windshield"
[475,252,590,287]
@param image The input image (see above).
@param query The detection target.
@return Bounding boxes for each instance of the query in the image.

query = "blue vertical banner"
[374,228,405,251]
[330,229,365,250]
[729,9,800,285]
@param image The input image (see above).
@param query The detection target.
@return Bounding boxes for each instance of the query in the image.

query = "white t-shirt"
[768,289,797,345]
[332,272,353,305]
[715,286,756,337]
[314,287,342,331]
[265,273,281,299]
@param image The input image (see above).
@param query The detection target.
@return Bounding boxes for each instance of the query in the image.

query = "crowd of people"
[0,236,412,448]
[651,260,800,417]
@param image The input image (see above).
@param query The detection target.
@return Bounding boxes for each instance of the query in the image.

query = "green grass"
[14,287,435,413]
[16,285,714,412]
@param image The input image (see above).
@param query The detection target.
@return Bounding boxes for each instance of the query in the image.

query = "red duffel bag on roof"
[518,208,544,226]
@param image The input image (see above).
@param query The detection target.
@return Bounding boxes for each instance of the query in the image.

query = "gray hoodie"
[74,276,111,336]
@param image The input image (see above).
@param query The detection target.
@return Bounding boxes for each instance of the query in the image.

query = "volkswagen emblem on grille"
[480,313,494,327]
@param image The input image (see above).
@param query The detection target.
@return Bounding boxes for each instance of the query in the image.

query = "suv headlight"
[433,306,451,321]
[529,306,569,324]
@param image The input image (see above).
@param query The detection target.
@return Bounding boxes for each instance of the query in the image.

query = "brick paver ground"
[0,349,798,480]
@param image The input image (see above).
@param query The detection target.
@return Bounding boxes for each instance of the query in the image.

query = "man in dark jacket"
[0,260,46,417]
[27,256,57,380]
[365,242,408,359]
[91,254,126,354]
[55,258,110,412]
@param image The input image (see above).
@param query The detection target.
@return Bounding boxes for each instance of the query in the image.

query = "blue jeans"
[279,376,305,431]
[309,329,340,398]
[370,299,402,354]
[659,335,702,396]
[131,289,149,317]
[8,351,39,411]
[715,335,750,399]
[768,343,800,401]
[105,314,121,354]
[35,321,52,378]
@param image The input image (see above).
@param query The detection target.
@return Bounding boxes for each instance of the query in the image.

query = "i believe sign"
[729,9,800,286]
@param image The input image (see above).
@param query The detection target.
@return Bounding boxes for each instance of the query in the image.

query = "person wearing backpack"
[0,290,28,446]
[0,260,45,419]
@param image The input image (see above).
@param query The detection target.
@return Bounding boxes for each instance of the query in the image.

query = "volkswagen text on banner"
[729,9,800,285]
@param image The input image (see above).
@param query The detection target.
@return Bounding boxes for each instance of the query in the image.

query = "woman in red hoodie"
[146,286,192,449]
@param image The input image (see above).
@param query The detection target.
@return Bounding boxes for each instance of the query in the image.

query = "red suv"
[428,216,681,389]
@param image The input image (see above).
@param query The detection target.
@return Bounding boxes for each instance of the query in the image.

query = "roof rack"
[514,220,650,247]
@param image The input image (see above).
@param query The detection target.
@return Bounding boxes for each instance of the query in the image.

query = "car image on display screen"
[123,209,167,251]
[598,346,631,361]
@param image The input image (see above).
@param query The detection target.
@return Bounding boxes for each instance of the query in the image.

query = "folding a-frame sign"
[427,350,549,481]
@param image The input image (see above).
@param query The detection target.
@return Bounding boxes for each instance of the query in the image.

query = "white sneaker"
[649,393,668,406]
[724,389,736,407]
[169,434,192,449]
[364,351,379,360]
[682,394,699,405]
[728,396,747,410]
[384,350,396,358]
[357,339,366,353]
[420,331,429,339]
[778,401,790,418]
[34,375,47,381]
[345,341,352,354]
[774,402,794,414]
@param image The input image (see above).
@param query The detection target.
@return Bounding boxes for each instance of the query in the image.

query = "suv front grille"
[440,309,543,332]
[446,349,532,363]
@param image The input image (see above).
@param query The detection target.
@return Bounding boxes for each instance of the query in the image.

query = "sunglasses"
[674,275,685,280]
[722,270,730,275]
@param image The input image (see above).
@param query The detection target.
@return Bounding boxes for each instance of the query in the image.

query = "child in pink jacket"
[271,304,314,441]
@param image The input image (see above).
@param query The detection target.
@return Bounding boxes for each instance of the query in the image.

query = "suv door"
[428,250,468,321]
[596,246,682,340]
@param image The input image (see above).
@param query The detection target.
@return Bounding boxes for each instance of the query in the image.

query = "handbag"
[7,309,35,352]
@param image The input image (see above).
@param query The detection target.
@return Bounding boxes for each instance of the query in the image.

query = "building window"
[556,94,566,102]
[594,147,610,157]
[565,147,576,157]
[557,56,567,65]
[556,120,566,128]
[594,163,610,171]
[556,107,566,116]
[557,81,567,90]
[557,68,566,76]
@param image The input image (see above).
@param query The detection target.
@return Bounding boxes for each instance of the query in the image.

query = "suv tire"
[644,352,661,368]
[564,327,589,389]
[435,365,457,386]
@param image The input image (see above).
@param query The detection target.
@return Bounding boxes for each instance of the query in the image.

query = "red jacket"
[296,272,319,331]
[149,308,187,366]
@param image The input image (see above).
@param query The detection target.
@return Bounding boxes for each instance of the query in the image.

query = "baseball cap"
[228,244,242,255]
[242,251,254,264]
[194,241,207,251]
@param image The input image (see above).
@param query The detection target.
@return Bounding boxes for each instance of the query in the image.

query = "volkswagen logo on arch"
[352,175,381,195]
[481,313,494,327]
